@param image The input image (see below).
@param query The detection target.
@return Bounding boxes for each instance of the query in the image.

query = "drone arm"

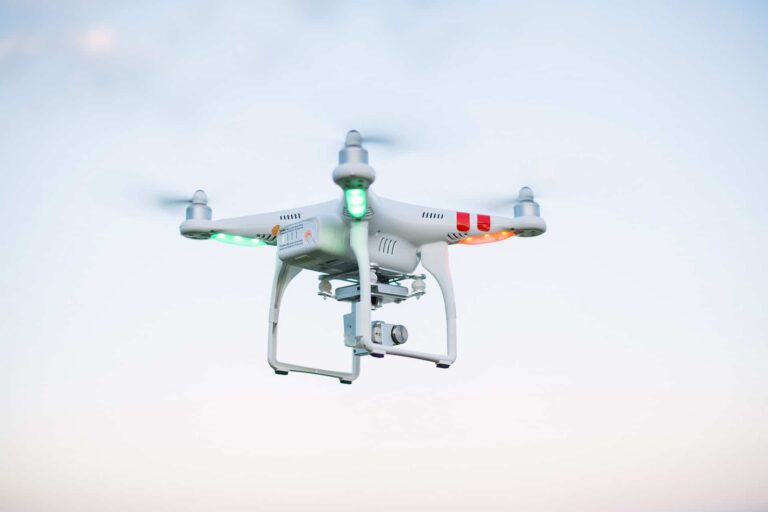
[180,200,340,243]
[500,214,547,238]
[181,215,279,243]
[267,255,361,383]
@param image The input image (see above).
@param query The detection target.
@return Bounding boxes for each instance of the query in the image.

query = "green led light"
[345,188,367,219]
[211,233,266,247]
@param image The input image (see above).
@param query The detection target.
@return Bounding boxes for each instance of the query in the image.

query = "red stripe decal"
[457,211,470,232]
[477,214,491,232]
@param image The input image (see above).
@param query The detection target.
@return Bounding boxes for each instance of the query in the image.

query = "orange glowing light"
[459,231,515,245]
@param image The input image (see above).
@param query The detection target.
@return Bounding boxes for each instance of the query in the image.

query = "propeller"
[303,128,402,151]
[270,127,406,160]
[475,186,539,212]
[345,129,398,147]
[155,190,208,212]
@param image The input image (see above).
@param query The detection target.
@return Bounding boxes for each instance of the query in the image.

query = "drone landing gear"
[349,221,457,369]
[266,221,457,383]
[267,257,361,384]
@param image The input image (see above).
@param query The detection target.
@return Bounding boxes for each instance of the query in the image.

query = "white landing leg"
[350,221,457,368]
[267,255,361,384]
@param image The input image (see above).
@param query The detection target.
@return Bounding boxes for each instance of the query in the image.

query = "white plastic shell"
[368,232,419,273]
[277,216,353,272]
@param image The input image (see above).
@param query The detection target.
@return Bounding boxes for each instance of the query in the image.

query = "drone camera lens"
[391,325,408,345]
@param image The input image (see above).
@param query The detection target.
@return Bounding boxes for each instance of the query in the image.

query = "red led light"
[477,214,491,232]
[459,231,515,245]
[456,211,470,232]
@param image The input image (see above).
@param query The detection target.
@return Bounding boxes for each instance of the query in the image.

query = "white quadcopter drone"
[178,130,546,384]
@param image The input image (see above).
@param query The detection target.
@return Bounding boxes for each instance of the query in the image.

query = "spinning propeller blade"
[352,130,398,147]
[340,129,399,148]
[154,190,208,212]
[472,186,539,212]
[293,127,406,155]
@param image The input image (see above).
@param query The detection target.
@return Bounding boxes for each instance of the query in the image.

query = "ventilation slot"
[343,207,374,219]
[279,213,302,221]
[421,211,444,219]
[377,237,398,255]
[446,232,467,242]
[256,234,277,243]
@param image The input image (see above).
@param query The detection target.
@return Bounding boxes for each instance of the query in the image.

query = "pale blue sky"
[1,2,767,511]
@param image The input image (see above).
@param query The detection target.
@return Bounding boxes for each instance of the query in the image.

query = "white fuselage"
[180,191,545,275]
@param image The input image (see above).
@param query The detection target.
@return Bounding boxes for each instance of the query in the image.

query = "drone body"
[179,130,546,383]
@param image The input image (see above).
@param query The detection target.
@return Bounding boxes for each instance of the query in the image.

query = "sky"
[1,1,767,511]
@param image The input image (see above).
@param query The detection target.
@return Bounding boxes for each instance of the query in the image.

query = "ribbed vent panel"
[343,207,374,219]
[446,232,467,242]
[377,237,398,255]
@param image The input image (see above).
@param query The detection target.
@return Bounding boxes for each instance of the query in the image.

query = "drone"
[178,130,546,384]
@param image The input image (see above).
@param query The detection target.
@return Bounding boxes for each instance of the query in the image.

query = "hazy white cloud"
[0,34,45,60]
[0,27,118,62]
[73,26,116,57]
